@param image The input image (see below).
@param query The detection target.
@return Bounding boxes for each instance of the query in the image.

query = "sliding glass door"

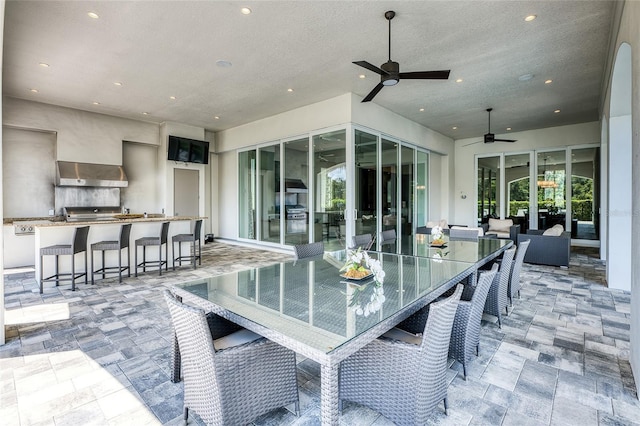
[313,130,346,251]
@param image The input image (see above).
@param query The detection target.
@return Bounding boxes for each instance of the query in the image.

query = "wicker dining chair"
[483,247,516,328]
[164,290,299,425]
[293,241,324,259]
[448,264,499,379]
[339,285,463,425]
[351,233,373,250]
[508,239,530,306]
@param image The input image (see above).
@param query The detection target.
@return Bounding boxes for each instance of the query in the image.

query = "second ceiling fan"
[354,11,450,102]
[483,108,517,143]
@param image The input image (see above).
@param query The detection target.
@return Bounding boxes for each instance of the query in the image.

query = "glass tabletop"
[414,234,512,264]
[174,250,475,356]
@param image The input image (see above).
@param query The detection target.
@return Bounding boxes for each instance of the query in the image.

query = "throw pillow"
[488,218,513,233]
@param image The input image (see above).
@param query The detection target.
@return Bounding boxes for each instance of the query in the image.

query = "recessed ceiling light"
[525,15,537,22]
[455,78,463,83]
[142,112,149,115]
[241,7,251,15]
[87,12,99,19]
[39,62,50,68]
[452,126,458,130]
[287,88,294,92]
[506,127,512,131]
[518,73,534,81]
[359,74,366,79]
[214,116,220,120]
[545,79,553,84]
[216,60,232,68]
[92,101,100,105]
[169,96,176,100]
[419,108,425,112]
[114,82,123,86]
[554,109,561,113]
[30,88,39,93]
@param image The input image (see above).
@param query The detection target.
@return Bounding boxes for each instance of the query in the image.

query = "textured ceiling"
[2,1,615,140]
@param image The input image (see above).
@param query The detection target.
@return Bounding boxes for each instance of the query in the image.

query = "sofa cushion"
[542,224,564,236]
[488,218,513,233]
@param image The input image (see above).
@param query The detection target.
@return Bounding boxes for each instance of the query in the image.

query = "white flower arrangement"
[340,248,386,316]
[431,225,444,241]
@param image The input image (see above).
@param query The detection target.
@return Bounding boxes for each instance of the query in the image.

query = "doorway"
[174,168,199,217]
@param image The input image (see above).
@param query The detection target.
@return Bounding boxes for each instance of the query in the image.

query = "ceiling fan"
[353,10,450,102]
[482,108,517,143]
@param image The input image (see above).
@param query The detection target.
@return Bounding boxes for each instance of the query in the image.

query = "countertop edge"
[4,216,206,227]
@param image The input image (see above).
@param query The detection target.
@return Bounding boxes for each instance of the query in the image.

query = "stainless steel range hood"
[56,161,128,187]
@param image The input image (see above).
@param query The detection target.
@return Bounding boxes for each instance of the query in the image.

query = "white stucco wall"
[2,97,159,165]
[604,0,640,394]
[453,122,600,227]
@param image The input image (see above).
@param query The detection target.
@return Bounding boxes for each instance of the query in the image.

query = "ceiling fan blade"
[362,83,385,102]
[463,140,483,147]
[353,61,387,75]
[398,70,450,80]
[494,138,517,143]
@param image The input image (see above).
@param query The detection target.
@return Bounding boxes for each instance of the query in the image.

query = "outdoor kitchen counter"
[34,217,205,290]
[32,215,203,227]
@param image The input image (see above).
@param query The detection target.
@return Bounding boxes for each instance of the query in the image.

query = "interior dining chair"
[293,241,324,259]
[508,239,531,306]
[483,247,516,328]
[351,233,373,250]
[339,285,463,424]
[379,229,397,252]
[448,265,499,379]
[164,290,299,425]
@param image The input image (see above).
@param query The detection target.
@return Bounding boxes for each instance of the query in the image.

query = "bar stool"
[91,223,132,284]
[135,222,170,276]
[172,219,203,270]
[39,226,90,294]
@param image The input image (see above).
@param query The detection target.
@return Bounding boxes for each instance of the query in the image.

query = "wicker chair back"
[509,239,530,304]
[484,247,516,327]
[293,241,324,259]
[449,264,499,378]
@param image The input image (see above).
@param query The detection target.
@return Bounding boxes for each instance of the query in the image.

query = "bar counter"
[34,216,205,290]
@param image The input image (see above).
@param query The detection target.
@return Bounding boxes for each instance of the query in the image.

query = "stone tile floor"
[1,242,639,425]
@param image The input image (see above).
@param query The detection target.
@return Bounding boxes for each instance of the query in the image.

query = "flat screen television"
[167,135,209,164]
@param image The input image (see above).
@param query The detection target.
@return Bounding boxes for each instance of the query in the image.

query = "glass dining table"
[171,240,511,425]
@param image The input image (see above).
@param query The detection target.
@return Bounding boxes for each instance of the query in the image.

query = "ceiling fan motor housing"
[381,61,400,85]
[484,133,495,143]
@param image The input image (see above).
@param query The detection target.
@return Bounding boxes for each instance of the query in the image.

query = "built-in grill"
[63,206,122,222]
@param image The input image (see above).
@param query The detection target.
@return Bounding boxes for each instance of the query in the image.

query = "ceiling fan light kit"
[354,10,450,102]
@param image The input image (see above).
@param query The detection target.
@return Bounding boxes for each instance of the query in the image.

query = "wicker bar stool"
[135,221,170,276]
[91,223,132,284]
[39,226,90,294]
[172,219,202,270]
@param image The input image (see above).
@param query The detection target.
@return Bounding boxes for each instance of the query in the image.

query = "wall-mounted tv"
[167,135,210,164]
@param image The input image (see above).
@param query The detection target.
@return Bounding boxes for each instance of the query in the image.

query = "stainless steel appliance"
[13,219,54,235]
[286,207,307,234]
[63,206,122,222]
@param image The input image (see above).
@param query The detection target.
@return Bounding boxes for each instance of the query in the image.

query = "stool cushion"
[40,245,72,255]
[91,241,120,251]
[136,237,161,246]
[173,233,196,242]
